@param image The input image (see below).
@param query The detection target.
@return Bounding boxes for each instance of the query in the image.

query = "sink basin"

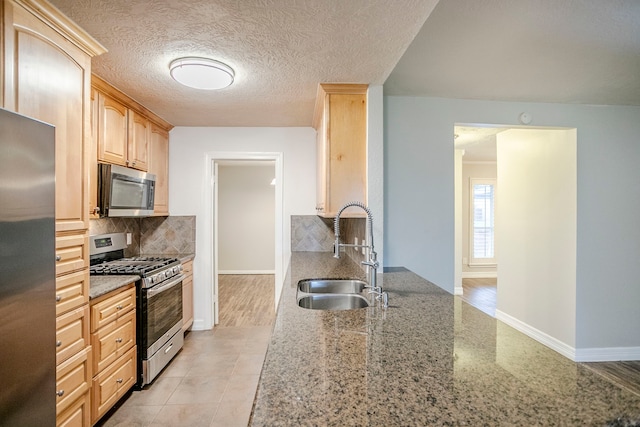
[297,294,369,310]
[297,279,367,294]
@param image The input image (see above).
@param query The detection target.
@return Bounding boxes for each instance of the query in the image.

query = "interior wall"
[462,161,497,277]
[496,128,577,349]
[384,95,640,355]
[168,127,316,330]
[218,163,275,273]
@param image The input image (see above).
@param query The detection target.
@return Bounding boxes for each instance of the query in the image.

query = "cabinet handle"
[56,390,64,397]
[56,256,61,262]
[116,338,123,343]
[93,207,101,215]
[56,340,62,347]
[56,295,62,302]
[116,378,123,384]
[116,305,123,310]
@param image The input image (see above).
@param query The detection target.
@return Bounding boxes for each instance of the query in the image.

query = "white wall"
[496,128,577,351]
[218,163,275,273]
[385,96,640,357]
[168,127,316,330]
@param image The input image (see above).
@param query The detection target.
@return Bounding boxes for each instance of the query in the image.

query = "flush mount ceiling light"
[169,57,234,90]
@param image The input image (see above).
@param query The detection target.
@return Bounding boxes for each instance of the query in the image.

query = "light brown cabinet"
[95,89,148,171]
[1,1,105,425]
[90,284,136,425]
[149,123,170,216]
[182,260,194,332]
[91,75,173,215]
[312,84,368,217]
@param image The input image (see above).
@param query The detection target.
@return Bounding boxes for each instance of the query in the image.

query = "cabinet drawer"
[56,391,90,427]
[56,347,92,416]
[91,346,136,424]
[90,285,136,333]
[56,306,90,365]
[56,234,89,276]
[92,309,136,373]
[182,260,193,276]
[56,270,89,316]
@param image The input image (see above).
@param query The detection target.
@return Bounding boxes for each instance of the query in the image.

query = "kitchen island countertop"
[250,252,640,426]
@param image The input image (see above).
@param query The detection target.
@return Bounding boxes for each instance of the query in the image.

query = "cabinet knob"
[116,338,123,343]
[93,207,101,215]
[116,378,123,384]
[56,390,64,397]
[56,255,61,262]
[116,305,123,310]
[56,340,62,347]
[56,295,62,302]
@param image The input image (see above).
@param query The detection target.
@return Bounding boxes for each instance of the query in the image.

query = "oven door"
[140,274,184,358]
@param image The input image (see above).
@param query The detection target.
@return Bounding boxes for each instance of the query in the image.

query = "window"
[469,179,496,266]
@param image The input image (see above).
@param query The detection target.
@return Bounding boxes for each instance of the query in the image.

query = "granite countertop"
[90,275,139,299]
[250,252,640,426]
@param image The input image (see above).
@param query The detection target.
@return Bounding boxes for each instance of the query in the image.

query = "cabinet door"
[127,110,149,171]
[97,92,128,167]
[149,123,169,216]
[2,1,92,232]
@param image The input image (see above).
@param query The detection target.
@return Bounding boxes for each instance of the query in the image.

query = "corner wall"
[384,96,640,356]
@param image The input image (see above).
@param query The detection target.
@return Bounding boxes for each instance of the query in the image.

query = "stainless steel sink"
[297,294,369,310]
[297,279,367,294]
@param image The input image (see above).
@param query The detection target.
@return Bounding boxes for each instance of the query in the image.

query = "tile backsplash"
[89,216,196,256]
[291,215,366,268]
[140,216,196,255]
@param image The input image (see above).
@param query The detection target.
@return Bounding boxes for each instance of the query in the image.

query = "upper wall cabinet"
[90,75,173,217]
[2,0,106,232]
[313,84,368,218]
[93,79,150,172]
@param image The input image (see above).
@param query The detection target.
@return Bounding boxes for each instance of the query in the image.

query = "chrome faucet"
[334,201,388,307]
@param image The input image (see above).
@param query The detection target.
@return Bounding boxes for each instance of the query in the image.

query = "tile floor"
[99,326,273,427]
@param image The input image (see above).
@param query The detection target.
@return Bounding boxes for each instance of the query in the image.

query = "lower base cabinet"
[57,392,91,427]
[91,346,136,424]
[56,347,92,419]
[89,283,136,425]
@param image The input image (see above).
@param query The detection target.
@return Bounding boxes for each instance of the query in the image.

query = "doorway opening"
[207,152,283,327]
[454,125,500,317]
[454,124,577,329]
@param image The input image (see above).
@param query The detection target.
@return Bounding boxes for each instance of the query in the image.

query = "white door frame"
[205,151,283,326]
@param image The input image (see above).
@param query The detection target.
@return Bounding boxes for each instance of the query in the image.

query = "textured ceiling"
[386,0,640,106]
[46,0,640,128]
[47,0,439,127]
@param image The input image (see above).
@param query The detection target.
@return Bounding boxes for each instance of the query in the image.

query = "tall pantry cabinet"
[1,0,106,425]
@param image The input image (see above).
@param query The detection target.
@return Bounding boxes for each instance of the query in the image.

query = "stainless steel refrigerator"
[0,108,56,426]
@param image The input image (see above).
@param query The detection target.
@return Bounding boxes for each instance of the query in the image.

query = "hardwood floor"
[218,274,276,327]
[461,277,497,317]
[460,277,640,398]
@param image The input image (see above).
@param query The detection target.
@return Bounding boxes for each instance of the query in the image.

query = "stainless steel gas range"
[89,233,184,387]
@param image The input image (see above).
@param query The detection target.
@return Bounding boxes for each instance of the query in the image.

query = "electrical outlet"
[354,237,358,252]
[126,233,132,245]
[362,238,366,255]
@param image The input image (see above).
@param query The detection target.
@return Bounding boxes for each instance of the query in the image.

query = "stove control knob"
[148,277,154,285]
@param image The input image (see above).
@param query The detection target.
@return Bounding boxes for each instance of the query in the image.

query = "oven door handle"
[147,274,185,297]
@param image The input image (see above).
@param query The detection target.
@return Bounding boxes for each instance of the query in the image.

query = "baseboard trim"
[454,286,463,296]
[574,346,640,362]
[495,309,576,360]
[462,271,497,279]
[218,270,275,275]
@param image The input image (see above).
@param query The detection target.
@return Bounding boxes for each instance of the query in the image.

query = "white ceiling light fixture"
[169,57,235,90]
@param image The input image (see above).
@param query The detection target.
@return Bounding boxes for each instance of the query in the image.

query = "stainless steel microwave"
[98,163,156,217]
